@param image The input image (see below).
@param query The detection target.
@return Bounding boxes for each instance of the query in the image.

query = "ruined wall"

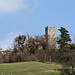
[45,26,56,50]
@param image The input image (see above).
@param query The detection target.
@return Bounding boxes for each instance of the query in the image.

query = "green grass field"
[0,61,62,75]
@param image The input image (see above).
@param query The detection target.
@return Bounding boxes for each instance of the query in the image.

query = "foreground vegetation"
[0,61,62,75]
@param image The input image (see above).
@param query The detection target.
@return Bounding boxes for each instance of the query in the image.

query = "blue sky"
[0,0,75,49]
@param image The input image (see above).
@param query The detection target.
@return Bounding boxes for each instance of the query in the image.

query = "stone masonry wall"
[45,26,56,50]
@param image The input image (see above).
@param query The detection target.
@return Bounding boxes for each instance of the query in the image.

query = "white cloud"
[0,0,38,13]
[0,32,20,49]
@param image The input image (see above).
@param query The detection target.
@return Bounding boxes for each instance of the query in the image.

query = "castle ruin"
[45,26,56,50]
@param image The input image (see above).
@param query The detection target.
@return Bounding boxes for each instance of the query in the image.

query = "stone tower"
[45,26,56,50]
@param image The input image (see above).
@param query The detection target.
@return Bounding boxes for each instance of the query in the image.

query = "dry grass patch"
[42,70,60,72]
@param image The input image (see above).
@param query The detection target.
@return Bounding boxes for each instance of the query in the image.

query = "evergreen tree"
[57,27,71,51]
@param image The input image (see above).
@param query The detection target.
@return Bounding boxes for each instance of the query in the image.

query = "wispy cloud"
[0,0,38,14]
[0,32,20,49]
[25,0,38,11]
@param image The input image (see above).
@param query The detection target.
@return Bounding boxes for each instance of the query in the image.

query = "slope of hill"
[0,61,62,75]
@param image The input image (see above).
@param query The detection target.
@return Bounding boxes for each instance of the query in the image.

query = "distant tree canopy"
[57,27,71,51]
[25,35,46,54]
[25,37,40,54]
[13,35,46,54]
[13,35,26,53]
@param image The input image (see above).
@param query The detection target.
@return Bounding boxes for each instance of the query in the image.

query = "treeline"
[3,27,75,62]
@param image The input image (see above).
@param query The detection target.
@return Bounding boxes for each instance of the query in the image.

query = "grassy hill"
[0,61,62,75]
